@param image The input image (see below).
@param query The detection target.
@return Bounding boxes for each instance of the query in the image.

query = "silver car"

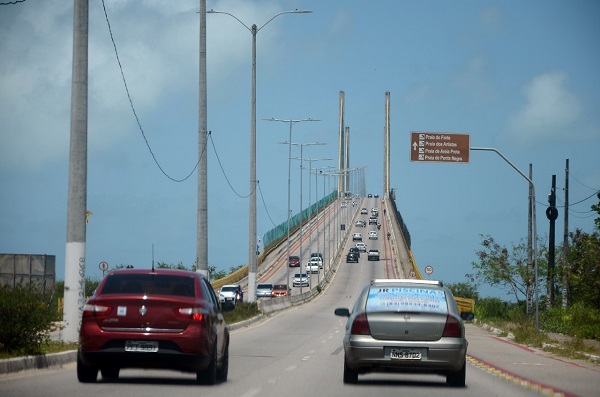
[334,279,467,386]
[255,283,273,298]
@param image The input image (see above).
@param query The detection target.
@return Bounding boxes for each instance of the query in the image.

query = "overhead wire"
[101,0,200,182]
[100,0,304,227]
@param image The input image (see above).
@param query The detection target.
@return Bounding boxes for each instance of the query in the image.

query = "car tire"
[216,340,229,382]
[343,357,358,384]
[197,345,218,385]
[101,366,120,381]
[446,360,466,387]
[77,354,98,383]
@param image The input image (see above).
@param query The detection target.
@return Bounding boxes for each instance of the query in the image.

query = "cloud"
[507,71,582,146]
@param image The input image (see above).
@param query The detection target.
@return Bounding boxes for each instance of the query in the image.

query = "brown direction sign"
[410,132,470,163]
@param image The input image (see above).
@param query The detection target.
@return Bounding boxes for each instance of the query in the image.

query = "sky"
[1,0,599,300]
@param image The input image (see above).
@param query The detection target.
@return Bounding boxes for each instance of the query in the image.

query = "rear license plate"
[125,340,159,352]
[390,348,421,360]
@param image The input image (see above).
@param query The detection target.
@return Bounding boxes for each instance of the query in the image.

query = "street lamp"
[301,158,331,263]
[207,9,312,302]
[268,117,319,293]
[317,166,336,273]
[288,142,324,293]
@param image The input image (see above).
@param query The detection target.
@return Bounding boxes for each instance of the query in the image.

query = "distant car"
[367,249,380,261]
[374,194,379,198]
[368,231,378,240]
[219,284,243,306]
[272,284,290,297]
[368,217,377,225]
[355,242,367,252]
[352,233,362,241]
[293,273,309,287]
[77,268,232,385]
[288,255,300,267]
[355,220,365,227]
[348,247,361,259]
[310,253,323,265]
[305,259,321,274]
[256,283,273,298]
[360,208,368,215]
[346,251,359,263]
[334,279,467,386]
[368,194,373,198]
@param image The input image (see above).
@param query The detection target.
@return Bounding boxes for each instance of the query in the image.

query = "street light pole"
[207,9,312,302]
[269,118,319,292]
[297,157,331,256]
[289,142,323,293]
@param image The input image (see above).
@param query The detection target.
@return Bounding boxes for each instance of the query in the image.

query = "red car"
[288,255,300,267]
[77,268,232,384]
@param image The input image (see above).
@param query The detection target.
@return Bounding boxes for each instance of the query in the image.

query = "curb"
[0,350,77,376]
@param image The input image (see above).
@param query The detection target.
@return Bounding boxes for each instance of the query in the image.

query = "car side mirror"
[334,308,350,317]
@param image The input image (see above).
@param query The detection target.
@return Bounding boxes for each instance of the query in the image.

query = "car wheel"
[101,366,120,381]
[216,340,229,382]
[343,357,358,384]
[77,354,98,383]
[197,344,217,385]
[446,360,466,387]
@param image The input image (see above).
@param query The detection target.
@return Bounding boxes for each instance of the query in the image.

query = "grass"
[485,317,600,361]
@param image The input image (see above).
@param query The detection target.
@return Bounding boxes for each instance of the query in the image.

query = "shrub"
[475,297,512,323]
[223,302,260,324]
[541,302,600,339]
[0,285,57,354]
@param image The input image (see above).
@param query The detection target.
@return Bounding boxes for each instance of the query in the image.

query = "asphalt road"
[3,234,600,396]
[3,197,599,396]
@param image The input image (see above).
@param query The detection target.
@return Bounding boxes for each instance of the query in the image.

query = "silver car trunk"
[366,311,447,341]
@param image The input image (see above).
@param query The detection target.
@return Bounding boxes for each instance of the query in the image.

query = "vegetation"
[0,285,57,356]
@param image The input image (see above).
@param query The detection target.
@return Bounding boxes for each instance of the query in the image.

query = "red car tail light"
[442,315,462,337]
[82,303,111,318]
[350,312,371,335]
[178,307,208,323]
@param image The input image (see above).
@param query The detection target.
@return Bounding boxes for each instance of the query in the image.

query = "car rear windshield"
[100,274,196,297]
[366,286,448,315]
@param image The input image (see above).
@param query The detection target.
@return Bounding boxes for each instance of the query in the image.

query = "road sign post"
[410,132,470,163]
[424,265,434,280]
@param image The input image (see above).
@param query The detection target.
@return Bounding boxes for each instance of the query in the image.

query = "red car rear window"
[100,274,196,297]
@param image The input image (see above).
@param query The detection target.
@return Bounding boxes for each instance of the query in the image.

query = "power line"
[208,133,255,199]
[569,172,599,192]
[0,0,26,5]
[257,180,277,227]
[101,0,199,182]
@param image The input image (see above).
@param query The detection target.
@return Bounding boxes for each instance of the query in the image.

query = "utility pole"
[562,159,569,308]
[63,0,88,342]
[526,164,534,316]
[197,0,209,278]
[546,175,558,307]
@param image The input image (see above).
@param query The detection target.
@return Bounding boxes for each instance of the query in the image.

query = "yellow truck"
[454,297,475,321]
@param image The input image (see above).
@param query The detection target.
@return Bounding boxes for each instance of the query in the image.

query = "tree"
[471,235,547,305]
[446,281,480,301]
[562,229,600,309]
[592,195,600,231]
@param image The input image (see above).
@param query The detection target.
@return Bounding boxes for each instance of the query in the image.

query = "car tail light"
[178,307,208,323]
[82,303,111,318]
[442,315,462,337]
[350,312,371,335]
